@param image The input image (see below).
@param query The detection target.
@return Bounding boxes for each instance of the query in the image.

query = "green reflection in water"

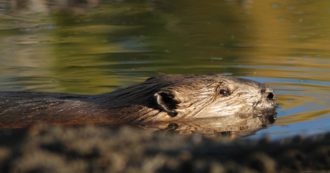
[44,0,254,93]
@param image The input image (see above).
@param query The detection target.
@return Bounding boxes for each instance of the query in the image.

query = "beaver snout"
[266,92,274,101]
[261,88,275,102]
[253,87,277,119]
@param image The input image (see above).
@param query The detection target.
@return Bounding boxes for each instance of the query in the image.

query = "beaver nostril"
[267,92,274,100]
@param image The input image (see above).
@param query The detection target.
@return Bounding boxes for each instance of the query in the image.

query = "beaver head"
[105,74,277,125]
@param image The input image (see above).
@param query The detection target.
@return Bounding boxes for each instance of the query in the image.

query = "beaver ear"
[154,91,179,117]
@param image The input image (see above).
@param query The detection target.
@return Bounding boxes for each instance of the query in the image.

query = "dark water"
[0,0,329,139]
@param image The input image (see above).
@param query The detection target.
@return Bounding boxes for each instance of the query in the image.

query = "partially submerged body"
[0,74,277,135]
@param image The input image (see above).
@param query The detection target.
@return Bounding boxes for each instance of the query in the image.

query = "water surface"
[0,0,329,139]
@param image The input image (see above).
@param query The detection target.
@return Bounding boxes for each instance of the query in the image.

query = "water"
[0,0,329,139]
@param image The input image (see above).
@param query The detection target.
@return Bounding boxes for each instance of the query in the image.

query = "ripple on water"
[246,76,330,139]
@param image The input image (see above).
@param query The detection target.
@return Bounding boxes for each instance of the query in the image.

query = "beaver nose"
[267,92,274,100]
[261,88,275,101]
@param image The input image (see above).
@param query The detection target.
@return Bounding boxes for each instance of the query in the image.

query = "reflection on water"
[143,114,276,139]
[0,0,329,139]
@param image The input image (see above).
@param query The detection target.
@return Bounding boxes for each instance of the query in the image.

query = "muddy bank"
[0,126,328,173]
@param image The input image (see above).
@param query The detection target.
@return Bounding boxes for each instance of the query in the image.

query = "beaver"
[0,74,277,130]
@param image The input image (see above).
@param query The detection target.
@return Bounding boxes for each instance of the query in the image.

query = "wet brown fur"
[0,74,276,129]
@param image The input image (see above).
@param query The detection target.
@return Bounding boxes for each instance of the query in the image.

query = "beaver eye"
[219,88,230,97]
